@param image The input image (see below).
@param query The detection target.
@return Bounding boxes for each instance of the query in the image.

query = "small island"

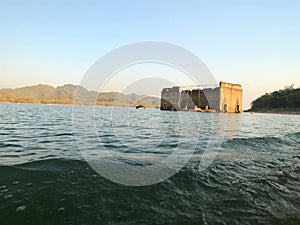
[246,85,300,114]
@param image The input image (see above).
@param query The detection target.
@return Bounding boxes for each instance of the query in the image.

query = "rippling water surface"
[0,103,299,225]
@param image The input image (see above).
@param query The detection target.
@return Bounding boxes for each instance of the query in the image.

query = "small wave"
[222,132,300,152]
[54,132,74,137]
[0,143,23,148]
[0,158,86,176]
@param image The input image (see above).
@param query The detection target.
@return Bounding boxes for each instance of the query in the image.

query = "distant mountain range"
[0,84,160,108]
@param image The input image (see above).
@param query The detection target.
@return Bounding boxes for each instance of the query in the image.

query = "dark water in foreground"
[0,104,299,225]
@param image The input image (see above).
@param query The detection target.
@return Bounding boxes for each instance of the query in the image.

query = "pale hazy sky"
[1,0,299,109]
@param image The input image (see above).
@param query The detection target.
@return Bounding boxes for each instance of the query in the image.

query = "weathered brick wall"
[160,87,181,110]
[219,82,243,113]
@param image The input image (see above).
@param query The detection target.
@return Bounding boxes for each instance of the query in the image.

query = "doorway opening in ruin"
[163,103,167,110]
[223,104,227,113]
[236,105,240,113]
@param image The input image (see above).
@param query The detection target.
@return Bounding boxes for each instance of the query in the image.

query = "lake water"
[0,103,299,224]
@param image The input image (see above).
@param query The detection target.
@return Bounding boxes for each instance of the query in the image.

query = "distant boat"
[135,105,145,109]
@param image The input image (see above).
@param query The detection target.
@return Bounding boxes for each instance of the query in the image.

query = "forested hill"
[0,84,160,108]
[249,86,300,113]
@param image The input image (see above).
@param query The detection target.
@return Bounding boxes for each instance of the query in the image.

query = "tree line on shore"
[250,85,300,111]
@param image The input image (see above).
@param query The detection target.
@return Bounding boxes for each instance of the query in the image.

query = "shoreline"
[244,108,300,115]
[2,102,300,115]
[0,102,157,109]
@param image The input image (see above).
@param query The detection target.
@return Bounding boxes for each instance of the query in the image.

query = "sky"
[1,0,299,109]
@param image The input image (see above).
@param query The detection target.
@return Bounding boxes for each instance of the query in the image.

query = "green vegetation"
[248,85,300,114]
[0,84,160,108]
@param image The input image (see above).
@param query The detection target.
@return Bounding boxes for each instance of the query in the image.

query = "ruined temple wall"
[160,87,181,110]
[219,82,243,113]
[161,82,243,113]
[202,87,220,111]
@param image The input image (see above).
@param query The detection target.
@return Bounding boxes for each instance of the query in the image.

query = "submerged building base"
[160,81,243,113]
